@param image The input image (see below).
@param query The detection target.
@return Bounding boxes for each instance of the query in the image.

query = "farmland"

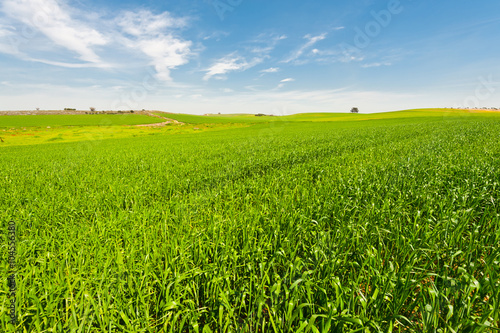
[1,109,499,332]
[0,113,164,128]
[0,112,248,147]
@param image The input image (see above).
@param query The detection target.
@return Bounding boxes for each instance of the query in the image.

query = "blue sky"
[0,0,499,114]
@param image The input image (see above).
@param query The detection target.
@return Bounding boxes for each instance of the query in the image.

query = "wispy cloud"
[203,33,286,80]
[310,47,364,63]
[204,53,264,80]
[26,57,112,68]
[0,3,194,81]
[361,62,392,68]
[135,36,192,81]
[117,10,187,37]
[116,10,193,82]
[248,33,287,55]
[202,31,230,41]
[260,67,280,73]
[276,77,295,89]
[1,0,107,63]
[282,33,327,64]
[0,24,14,38]
[0,24,19,56]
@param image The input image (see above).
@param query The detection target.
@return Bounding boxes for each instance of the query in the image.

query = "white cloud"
[282,33,327,64]
[204,53,264,80]
[116,10,193,82]
[0,24,14,37]
[251,46,273,54]
[309,47,365,64]
[0,4,193,80]
[202,31,230,41]
[253,33,287,43]
[276,78,295,89]
[116,10,187,37]
[1,0,107,63]
[202,33,285,81]
[26,57,112,68]
[260,67,279,73]
[361,62,392,68]
[0,24,19,56]
[247,33,287,56]
[137,37,192,81]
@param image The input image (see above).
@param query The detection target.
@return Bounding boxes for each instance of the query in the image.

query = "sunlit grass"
[0,111,499,332]
[163,108,500,125]
[0,113,162,128]
[0,122,250,147]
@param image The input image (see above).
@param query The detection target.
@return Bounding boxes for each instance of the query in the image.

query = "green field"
[0,113,249,147]
[0,113,162,128]
[1,109,499,332]
[163,108,497,125]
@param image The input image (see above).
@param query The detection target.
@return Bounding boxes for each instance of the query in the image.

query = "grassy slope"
[1,110,499,331]
[0,113,162,128]
[162,108,500,125]
[157,113,274,124]
[1,108,499,147]
[0,122,251,147]
[1,108,496,129]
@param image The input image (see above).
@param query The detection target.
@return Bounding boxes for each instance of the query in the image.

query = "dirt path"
[136,121,174,127]
[136,112,184,127]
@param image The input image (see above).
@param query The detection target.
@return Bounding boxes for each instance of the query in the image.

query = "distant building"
[351,107,359,113]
